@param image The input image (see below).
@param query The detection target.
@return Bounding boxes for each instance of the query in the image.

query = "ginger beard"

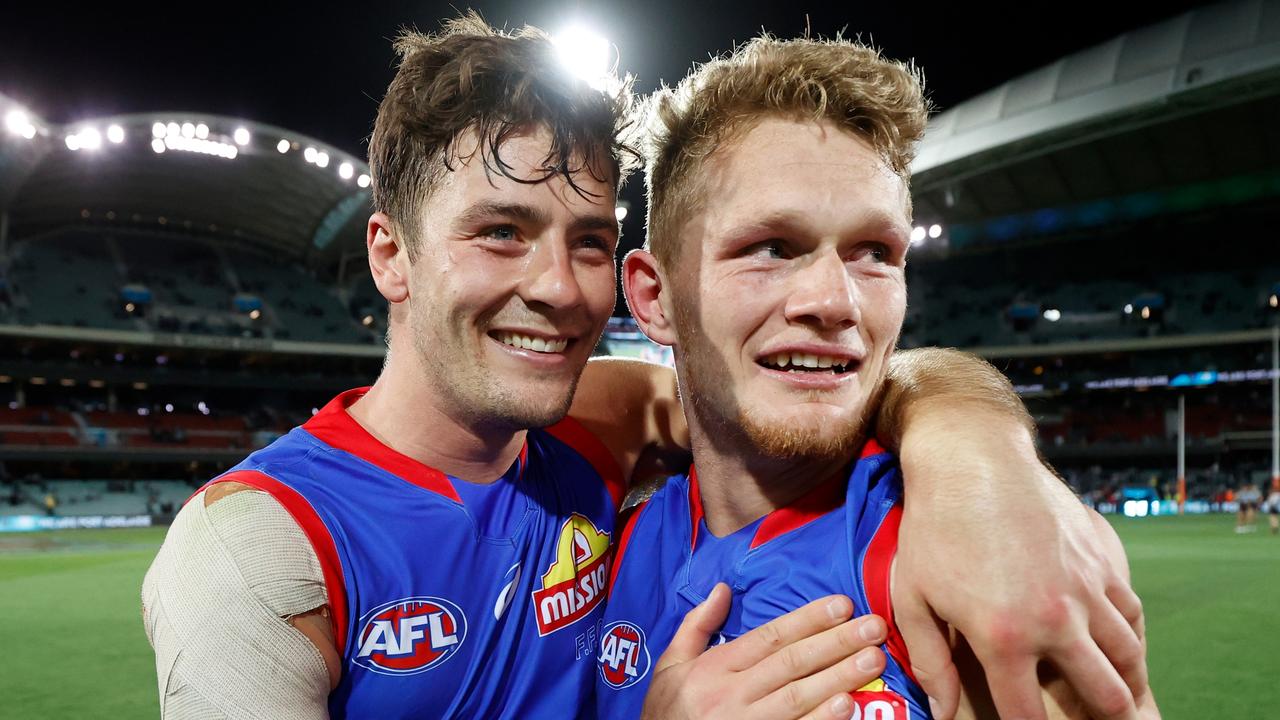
[669,286,892,462]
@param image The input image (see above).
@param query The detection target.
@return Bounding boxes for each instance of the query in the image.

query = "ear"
[622,249,678,347]
[367,212,410,304]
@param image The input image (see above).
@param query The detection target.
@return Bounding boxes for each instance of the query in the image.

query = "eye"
[578,235,609,251]
[481,225,518,242]
[852,243,891,264]
[746,239,789,260]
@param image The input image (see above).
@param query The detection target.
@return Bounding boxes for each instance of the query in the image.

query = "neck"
[686,418,847,537]
[347,338,525,484]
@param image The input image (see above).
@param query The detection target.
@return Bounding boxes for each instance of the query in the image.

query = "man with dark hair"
[143,15,1150,720]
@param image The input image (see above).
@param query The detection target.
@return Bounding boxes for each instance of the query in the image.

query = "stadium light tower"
[553,25,612,91]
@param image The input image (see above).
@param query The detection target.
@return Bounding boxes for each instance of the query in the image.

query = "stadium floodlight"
[5,109,26,134]
[338,161,354,179]
[165,403,174,413]
[910,226,926,245]
[277,138,290,153]
[234,127,250,146]
[78,127,102,150]
[928,223,942,239]
[304,146,317,163]
[1270,294,1278,309]
[65,133,81,151]
[1140,306,1151,320]
[152,122,166,138]
[553,25,612,91]
[357,173,370,188]
[107,124,125,144]
[362,315,374,326]
[151,138,166,153]
[249,309,261,320]
[5,109,36,138]
[1124,303,1133,314]
[1043,308,1061,322]
[181,122,195,138]
[315,151,330,168]
[166,122,180,137]
[615,205,628,222]
[196,123,210,139]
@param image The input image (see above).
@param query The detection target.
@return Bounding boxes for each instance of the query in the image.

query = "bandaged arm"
[141,488,333,719]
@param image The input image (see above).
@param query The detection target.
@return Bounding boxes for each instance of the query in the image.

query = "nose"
[783,249,860,330]
[520,236,586,311]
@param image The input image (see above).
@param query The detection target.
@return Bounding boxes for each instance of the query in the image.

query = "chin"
[739,411,867,461]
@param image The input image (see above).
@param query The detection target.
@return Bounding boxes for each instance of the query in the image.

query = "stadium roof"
[910,0,1280,244]
[0,104,372,265]
[3,0,1278,261]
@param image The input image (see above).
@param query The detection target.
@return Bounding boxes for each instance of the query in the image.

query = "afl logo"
[353,596,467,675]
[597,621,651,689]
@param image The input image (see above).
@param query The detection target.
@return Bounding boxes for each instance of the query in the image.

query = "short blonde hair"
[643,35,929,265]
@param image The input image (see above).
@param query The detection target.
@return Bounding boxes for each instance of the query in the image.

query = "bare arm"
[141,483,337,718]
[872,348,1152,720]
[568,357,690,488]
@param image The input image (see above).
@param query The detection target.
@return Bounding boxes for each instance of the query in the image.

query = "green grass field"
[0,515,1276,718]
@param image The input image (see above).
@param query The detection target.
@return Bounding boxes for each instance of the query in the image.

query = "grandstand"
[0,0,1278,525]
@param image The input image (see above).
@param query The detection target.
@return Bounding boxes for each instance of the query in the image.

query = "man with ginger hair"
[598,35,1159,720]
[144,15,1151,720]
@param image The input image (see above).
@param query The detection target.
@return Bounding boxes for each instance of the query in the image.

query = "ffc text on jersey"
[353,596,468,675]
[598,621,652,689]
[532,513,611,636]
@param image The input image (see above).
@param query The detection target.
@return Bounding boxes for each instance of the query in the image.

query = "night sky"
[3,1,1210,161]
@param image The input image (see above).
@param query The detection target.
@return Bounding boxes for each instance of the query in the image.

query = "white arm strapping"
[141,489,331,720]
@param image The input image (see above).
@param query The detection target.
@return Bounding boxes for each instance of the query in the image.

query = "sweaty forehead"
[429,126,617,216]
[702,118,908,219]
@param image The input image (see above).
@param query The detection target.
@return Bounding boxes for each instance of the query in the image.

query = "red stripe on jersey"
[687,467,705,550]
[207,470,351,656]
[750,470,846,549]
[546,416,626,510]
[303,388,461,503]
[860,437,887,459]
[861,502,917,686]
[607,501,647,595]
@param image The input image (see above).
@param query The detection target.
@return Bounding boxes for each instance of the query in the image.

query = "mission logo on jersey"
[353,596,467,675]
[532,513,611,636]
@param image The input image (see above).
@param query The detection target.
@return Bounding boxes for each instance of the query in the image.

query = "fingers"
[655,583,733,673]
[1053,639,1139,720]
[1089,596,1149,705]
[980,656,1050,720]
[744,615,887,700]
[718,595,855,672]
[895,593,960,720]
[755,648,885,720]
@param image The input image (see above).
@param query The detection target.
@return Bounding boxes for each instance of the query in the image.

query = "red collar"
[302,387,530,503]
[687,437,887,550]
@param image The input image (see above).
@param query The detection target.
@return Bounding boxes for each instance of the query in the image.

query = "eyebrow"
[456,201,619,236]
[722,208,909,242]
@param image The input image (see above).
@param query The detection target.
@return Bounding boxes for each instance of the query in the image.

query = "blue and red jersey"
[202,388,624,719]
[595,441,931,720]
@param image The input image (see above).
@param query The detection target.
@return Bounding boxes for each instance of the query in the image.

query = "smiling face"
[399,126,620,431]
[655,117,910,460]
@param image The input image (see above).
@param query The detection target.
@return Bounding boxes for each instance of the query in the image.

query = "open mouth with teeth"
[492,331,570,354]
[757,353,858,374]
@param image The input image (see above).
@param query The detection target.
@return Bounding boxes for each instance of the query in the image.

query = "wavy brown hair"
[643,35,930,265]
[369,12,640,260]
